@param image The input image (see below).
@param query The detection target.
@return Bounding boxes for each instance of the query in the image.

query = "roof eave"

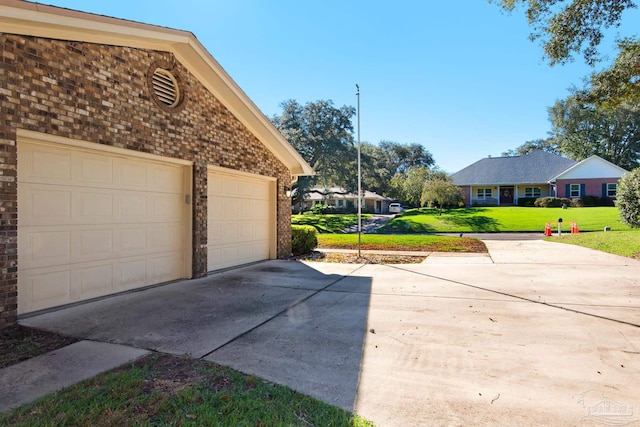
[0,0,314,177]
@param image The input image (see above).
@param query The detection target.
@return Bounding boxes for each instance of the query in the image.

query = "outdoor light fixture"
[284,186,292,198]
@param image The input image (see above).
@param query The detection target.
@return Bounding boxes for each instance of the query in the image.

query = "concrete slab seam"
[383,264,640,329]
[199,263,368,359]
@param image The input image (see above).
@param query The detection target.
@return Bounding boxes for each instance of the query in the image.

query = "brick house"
[452,151,628,206]
[0,1,313,326]
[553,155,629,199]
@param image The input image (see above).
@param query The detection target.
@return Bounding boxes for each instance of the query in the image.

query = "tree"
[548,94,640,170]
[616,167,640,227]
[584,38,640,108]
[390,166,448,206]
[359,141,435,197]
[272,99,355,195]
[493,1,639,107]
[420,179,465,215]
[502,138,560,157]
[492,0,637,66]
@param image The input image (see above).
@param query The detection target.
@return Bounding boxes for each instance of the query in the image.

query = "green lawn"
[547,230,640,259]
[318,234,487,252]
[291,213,371,233]
[1,353,372,427]
[379,207,629,233]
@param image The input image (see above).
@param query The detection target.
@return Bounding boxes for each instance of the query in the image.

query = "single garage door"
[207,168,275,271]
[18,136,192,314]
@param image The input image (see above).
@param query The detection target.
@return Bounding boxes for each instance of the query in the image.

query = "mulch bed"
[0,324,77,369]
[295,251,426,264]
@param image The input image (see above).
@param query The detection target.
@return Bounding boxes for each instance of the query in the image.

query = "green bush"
[517,197,537,207]
[291,225,318,255]
[534,197,571,208]
[616,168,640,228]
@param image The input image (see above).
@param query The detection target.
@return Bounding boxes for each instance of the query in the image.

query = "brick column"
[0,127,18,327]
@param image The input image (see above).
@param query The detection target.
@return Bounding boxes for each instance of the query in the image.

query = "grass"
[546,230,640,259]
[291,213,371,233]
[1,352,373,427]
[318,234,487,253]
[378,207,630,233]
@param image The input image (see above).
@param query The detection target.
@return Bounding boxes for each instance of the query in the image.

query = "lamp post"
[356,84,361,258]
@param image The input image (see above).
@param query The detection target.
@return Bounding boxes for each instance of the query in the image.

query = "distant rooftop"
[451,150,577,186]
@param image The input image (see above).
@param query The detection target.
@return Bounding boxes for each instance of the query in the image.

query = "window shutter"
[580,184,586,197]
[565,184,570,198]
[602,183,607,198]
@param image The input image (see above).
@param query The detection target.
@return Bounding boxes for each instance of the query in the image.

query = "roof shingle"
[451,151,577,186]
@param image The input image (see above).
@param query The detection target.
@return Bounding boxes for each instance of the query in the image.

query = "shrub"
[534,197,571,208]
[291,225,318,255]
[517,197,537,207]
[616,168,640,228]
[570,197,585,207]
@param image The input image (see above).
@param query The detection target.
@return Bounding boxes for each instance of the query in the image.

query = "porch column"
[497,185,501,206]
[515,185,518,205]
[470,186,473,206]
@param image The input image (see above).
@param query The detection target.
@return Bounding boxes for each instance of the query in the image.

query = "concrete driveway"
[21,240,640,426]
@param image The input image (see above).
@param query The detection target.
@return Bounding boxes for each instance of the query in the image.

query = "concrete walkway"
[6,240,640,426]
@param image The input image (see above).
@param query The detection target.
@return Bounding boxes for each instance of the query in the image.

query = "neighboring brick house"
[0,1,312,326]
[554,155,629,199]
[451,151,628,206]
[293,187,394,214]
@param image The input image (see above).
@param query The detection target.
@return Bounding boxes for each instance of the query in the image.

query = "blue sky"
[38,1,640,173]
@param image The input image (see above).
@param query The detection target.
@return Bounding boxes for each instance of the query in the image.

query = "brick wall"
[556,178,621,198]
[0,34,293,327]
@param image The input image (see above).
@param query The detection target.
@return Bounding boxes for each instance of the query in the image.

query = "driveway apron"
[20,240,640,426]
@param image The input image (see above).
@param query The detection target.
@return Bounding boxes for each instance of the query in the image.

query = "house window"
[607,183,618,197]
[570,184,580,198]
[525,187,541,198]
[476,188,492,199]
[336,199,344,207]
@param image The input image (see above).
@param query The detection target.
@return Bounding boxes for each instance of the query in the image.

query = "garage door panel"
[207,170,273,271]
[27,268,71,306]
[22,230,71,269]
[149,164,185,193]
[79,229,113,257]
[18,140,190,314]
[77,154,114,185]
[26,147,72,184]
[78,191,114,221]
[21,185,72,226]
[77,264,113,295]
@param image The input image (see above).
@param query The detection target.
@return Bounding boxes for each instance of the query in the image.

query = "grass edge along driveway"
[1,352,373,426]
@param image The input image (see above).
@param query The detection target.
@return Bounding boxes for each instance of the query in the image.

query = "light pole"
[356,84,361,258]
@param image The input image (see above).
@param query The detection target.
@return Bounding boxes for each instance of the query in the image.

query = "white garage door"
[207,168,275,271]
[18,137,191,314]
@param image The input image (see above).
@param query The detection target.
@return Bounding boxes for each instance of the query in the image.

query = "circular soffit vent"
[151,68,181,108]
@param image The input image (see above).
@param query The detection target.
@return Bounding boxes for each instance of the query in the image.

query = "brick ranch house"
[293,187,394,214]
[451,150,628,206]
[0,1,313,326]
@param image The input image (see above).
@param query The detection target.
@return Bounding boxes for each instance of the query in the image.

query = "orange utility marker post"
[571,222,579,234]
[544,222,552,236]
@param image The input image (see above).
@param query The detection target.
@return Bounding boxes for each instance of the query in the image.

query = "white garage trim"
[207,166,276,271]
[17,129,194,166]
[17,131,193,314]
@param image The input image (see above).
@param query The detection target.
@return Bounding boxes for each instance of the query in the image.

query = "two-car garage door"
[18,136,192,314]
[17,134,277,315]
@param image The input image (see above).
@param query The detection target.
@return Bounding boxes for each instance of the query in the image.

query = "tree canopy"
[271,99,355,200]
[548,94,640,170]
[492,0,637,66]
